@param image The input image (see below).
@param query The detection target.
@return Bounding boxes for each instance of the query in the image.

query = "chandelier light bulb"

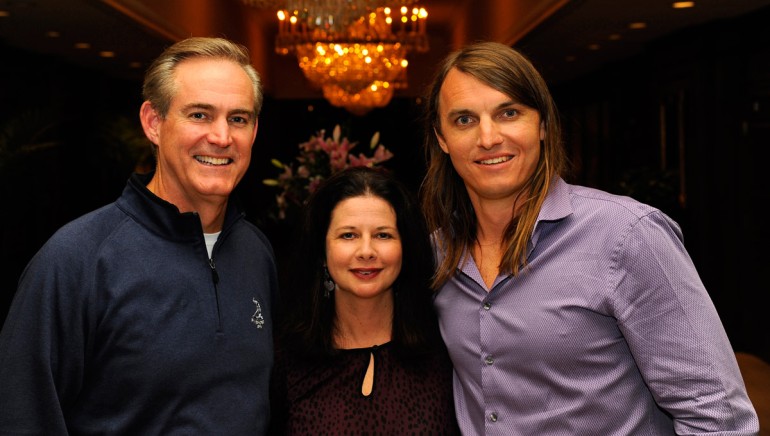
[272,0,429,115]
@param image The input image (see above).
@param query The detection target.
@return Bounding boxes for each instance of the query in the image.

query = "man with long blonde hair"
[420,41,758,435]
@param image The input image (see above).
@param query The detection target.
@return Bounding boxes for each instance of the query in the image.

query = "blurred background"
[0,0,768,369]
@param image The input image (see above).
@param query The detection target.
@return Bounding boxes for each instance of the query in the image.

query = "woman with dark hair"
[269,166,459,435]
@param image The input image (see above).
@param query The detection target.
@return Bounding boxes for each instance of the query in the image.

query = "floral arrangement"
[263,125,394,220]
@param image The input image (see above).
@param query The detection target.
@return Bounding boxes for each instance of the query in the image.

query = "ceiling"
[1,0,768,99]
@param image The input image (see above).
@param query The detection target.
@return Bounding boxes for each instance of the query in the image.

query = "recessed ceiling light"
[0,10,10,17]
[99,51,116,58]
[129,61,142,68]
[609,34,622,41]
[74,42,91,49]
[588,44,600,51]
[628,22,647,30]
[45,31,61,38]
[672,1,695,9]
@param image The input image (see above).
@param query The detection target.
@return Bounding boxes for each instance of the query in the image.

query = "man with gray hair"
[0,36,277,434]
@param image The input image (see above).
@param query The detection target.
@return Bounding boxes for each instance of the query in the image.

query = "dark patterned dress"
[269,342,460,435]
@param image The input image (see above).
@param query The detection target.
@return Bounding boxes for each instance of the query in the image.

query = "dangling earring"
[323,266,335,298]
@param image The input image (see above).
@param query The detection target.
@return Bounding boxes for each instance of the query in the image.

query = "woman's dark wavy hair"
[275,166,442,361]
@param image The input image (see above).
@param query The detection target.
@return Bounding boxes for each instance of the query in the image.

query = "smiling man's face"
[436,67,544,206]
[141,57,258,213]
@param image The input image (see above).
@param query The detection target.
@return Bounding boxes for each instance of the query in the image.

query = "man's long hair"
[420,41,568,289]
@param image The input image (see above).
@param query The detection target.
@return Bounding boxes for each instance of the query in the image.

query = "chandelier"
[256,0,429,115]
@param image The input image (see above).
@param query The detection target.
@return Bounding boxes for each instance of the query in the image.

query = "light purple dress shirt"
[434,177,759,435]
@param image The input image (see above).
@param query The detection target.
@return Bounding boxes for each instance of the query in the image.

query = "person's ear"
[435,127,449,154]
[139,101,161,146]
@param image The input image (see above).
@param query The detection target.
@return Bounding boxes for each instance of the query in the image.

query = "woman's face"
[325,194,402,302]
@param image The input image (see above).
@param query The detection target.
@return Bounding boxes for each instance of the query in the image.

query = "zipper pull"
[209,258,219,284]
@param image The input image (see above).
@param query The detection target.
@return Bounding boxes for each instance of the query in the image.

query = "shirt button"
[485,355,494,365]
[489,412,498,422]
[483,302,491,310]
